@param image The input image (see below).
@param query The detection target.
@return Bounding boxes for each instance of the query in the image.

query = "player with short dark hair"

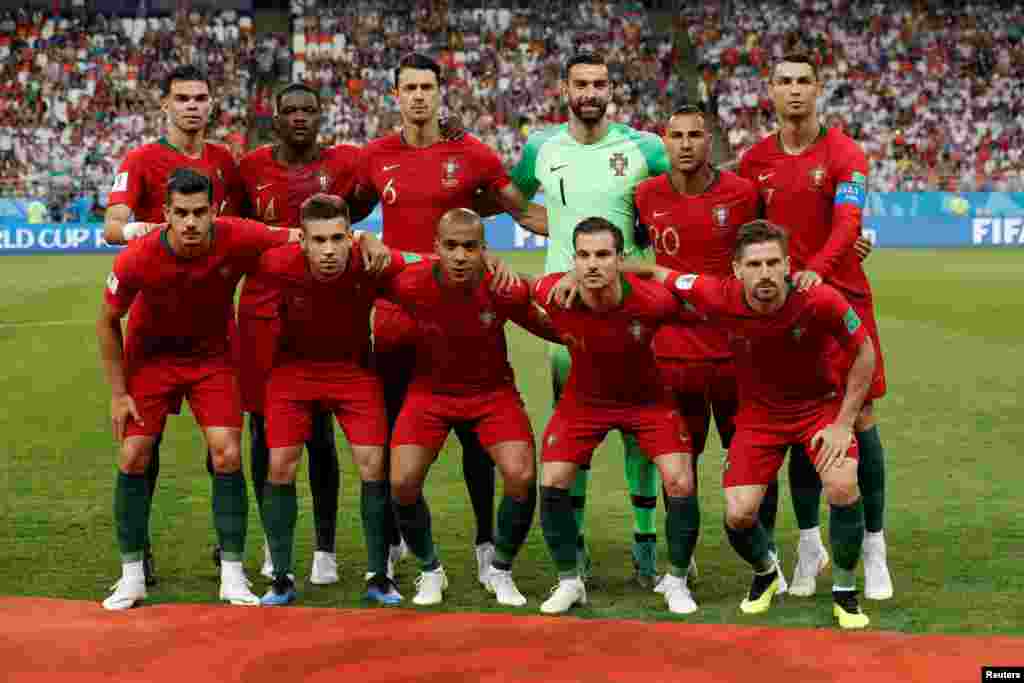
[647,219,875,629]
[97,168,295,610]
[350,53,546,585]
[237,81,363,585]
[103,65,244,584]
[253,193,410,606]
[510,52,672,586]
[532,219,697,615]
[379,209,539,607]
[739,52,893,601]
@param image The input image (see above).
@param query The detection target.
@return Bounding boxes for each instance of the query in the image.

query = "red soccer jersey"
[104,217,290,362]
[356,133,511,252]
[237,144,360,317]
[662,272,868,428]
[739,126,871,297]
[381,263,529,395]
[108,138,243,222]
[635,170,759,361]
[534,273,682,406]
[258,242,409,367]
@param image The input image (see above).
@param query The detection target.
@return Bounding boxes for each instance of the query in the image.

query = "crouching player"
[256,194,409,606]
[650,220,876,629]
[381,208,539,607]
[97,168,295,610]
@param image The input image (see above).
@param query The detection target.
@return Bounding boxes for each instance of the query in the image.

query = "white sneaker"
[863,533,893,600]
[412,566,448,606]
[659,574,698,615]
[789,539,829,597]
[654,557,698,594]
[770,550,789,595]
[219,562,260,606]
[102,577,147,610]
[540,577,587,614]
[475,542,496,587]
[260,542,275,580]
[310,551,339,585]
[484,567,527,607]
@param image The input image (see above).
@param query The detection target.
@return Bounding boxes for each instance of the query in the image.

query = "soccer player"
[652,220,875,629]
[237,83,359,584]
[380,209,538,608]
[532,219,698,616]
[97,168,292,610]
[349,53,545,585]
[739,53,893,600]
[103,64,243,585]
[254,194,410,606]
[634,104,762,595]
[510,52,671,585]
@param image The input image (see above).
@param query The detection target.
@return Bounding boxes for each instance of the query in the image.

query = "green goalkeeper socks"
[624,433,659,538]
[263,482,297,579]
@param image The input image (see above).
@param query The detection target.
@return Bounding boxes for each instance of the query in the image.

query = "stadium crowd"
[1,0,1022,219]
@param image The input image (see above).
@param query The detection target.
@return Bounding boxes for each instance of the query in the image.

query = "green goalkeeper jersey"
[510,122,670,273]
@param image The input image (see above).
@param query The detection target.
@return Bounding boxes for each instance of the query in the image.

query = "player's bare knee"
[824,479,860,507]
[351,446,386,481]
[119,441,152,474]
[390,476,421,506]
[210,442,241,473]
[663,475,695,498]
[725,503,758,530]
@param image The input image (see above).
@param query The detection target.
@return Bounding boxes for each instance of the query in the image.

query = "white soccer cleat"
[475,542,496,587]
[484,567,527,607]
[863,533,894,600]
[412,566,448,606]
[540,577,587,615]
[260,542,275,580]
[309,551,339,585]
[219,562,261,606]
[659,574,698,615]
[770,550,789,595]
[102,577,147,611]
[789,540,829,597]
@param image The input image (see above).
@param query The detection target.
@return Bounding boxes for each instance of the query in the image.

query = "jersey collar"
[774,125,828,155]
[159,136,205,159]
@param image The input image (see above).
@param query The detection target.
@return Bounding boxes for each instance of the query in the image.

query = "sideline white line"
[0,319,94,329]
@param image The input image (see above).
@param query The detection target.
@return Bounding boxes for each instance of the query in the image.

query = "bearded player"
[510,53,671,586]
[237,83,359,585]
[97,168,293,610]
[349,53,546,585]
[739,53,892,601]
[103,64,244,585]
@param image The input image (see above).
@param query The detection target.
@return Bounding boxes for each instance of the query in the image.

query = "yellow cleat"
[740,572,781,614]
[833,592,871,629]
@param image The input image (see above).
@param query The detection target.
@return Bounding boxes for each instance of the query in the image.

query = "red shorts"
[541,395,691,466]
[265,363,387,449]
[723,402,860,488]
[125,356,242,438]
[658,357,738,455]
[392,384,534,452]
[830,294,886,401]
[237,314,281,414]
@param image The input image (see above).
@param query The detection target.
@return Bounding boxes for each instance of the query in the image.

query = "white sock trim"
[123,560,144,582]
[832,584,856,592]
[799,527,823,543]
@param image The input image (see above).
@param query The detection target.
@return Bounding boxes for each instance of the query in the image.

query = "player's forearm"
[102,205,133,245]
[96,318,129,396]
[510,202,549,236]
[347,186,379,224]
[834,339,876,428]
[620,261,665,281]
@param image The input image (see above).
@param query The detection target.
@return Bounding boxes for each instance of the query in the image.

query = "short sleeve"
[107,149,145,210]
[470,138,511,193]
[630,129,669,177]
[104,249,141,313]
[218,154,245,217]
[663,270,725,317]
[224,217,291,263]
[354,145,375,193]
[510,129,555,199]
[816,286,868,351]
[330,145,361,197]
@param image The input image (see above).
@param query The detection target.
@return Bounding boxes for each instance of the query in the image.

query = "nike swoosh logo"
[383,164,401,172]
[550,164,569,172]
[758,172,774,182]
[653,210,669,217]
[256,183,273,191]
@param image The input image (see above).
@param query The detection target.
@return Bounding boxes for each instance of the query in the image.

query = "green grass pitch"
[0,249,1021,634]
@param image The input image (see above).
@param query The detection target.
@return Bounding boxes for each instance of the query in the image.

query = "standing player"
[510,53,671,585]
[382,209,538,608]
[634,104,763,595]
[103,64,244,585]
[739,53,893,600]
[650,220,875,629]
[97,168,292,610]
[349,53,545,585]
[533,219,698,616]
[255,194,410,606]
[237,83,358,584]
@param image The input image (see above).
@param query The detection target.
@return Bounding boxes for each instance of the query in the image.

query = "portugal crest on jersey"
[442,157,460,188]
[609,152,628,177]
[712,204,729,227]
[629,319,645,341]
[809,165,826,189]
[317,170,331,192]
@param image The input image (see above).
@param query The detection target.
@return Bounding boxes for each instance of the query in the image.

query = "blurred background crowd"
[1,0,1022,222]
